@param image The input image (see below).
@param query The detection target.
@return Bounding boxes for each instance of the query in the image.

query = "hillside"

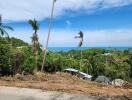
[0,37,28,47]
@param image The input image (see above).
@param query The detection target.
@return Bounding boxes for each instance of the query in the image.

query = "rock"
[95,76,110,85]
[112,79,125,87]
[34,72,46,81]
[15,73,23,80]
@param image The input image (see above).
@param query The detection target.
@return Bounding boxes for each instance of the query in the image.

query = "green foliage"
[0,44,12,75]
[0,38,132,81]
[11,49,24,74]
[44,52,63,72]
[20,46,35,73]
[0,37,28,47]
[0,37,9,44]
[22,56,35,73]
[19,46,42,73]
[11,37,28,47]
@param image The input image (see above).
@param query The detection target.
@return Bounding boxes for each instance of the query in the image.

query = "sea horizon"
[48,47,132,52]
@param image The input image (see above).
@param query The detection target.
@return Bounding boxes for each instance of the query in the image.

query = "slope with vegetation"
[0,37,28,47]
[0,38,132,81]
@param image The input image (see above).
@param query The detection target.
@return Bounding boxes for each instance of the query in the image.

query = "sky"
[0,0,132,47]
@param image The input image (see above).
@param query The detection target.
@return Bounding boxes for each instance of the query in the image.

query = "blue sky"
[1,0,132,47]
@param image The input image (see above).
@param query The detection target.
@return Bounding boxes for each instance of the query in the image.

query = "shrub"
[0,44,12,75]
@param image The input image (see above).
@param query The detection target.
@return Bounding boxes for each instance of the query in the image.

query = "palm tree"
[75,31,84,71]
[29,19,39,72]
[0,15,14,38]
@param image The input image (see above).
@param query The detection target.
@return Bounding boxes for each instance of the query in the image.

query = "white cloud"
[66,20,71,26]
[103,0,132,8]
[65,20,71,28]
[0,0,132,21]
[8,28,132,47]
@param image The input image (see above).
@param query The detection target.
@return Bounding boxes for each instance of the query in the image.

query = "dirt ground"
[0,86,97,100]
[0,72,132,99]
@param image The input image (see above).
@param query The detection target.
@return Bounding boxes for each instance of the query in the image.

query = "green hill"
[0,37,29,47]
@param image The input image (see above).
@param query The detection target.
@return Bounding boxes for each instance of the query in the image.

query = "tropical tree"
[0,43,12,75]
[28,19,39,72]
[0,15,14,69]
[75,31,84,71]
[0,15,14,38]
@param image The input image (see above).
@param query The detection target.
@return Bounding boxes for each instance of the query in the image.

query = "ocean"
[48,47,132,52]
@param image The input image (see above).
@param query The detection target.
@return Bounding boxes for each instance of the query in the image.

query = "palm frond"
[75,31,84,47]
[28,19,34,25]
[0,28,10,39]
[0,28,4,36]
[34,19,39,30]
[78,31,83,38]
[28,19,39,32]
[2,29,9,38]
[2,25,14,31]
[29,20,34,28]
[0,15,13,38]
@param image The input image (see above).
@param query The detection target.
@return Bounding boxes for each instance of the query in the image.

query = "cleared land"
[0,73,132,99]
[0,86,96,100]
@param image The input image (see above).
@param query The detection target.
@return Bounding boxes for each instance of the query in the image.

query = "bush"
[22,56,35,74]
[0,44,12,75]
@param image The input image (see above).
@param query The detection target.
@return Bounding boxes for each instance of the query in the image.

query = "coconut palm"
[75,31,84,71]
[0,15,14,38]
[29,19,39,72]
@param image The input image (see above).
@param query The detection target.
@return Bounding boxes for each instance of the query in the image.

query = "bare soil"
[0,72,132,99]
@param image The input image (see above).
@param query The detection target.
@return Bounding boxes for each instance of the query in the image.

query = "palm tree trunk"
[41,0,55,72]
[35,51,38,72]
[34,44,38,73]
[80,47,82,71]
[9,38,12,74]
